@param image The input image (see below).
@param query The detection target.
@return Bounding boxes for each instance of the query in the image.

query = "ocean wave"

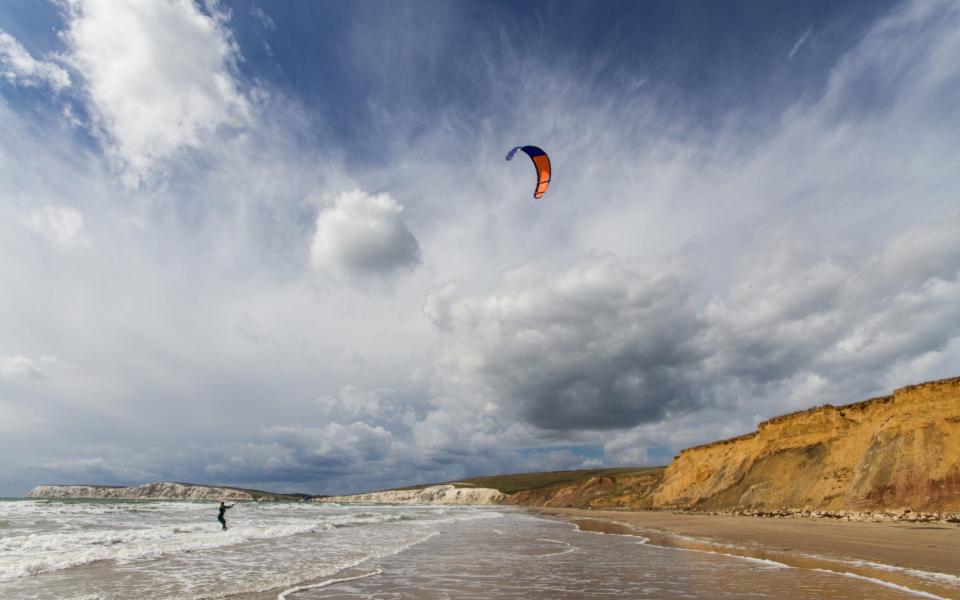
[0,503,497,583]
[0,521,316,581]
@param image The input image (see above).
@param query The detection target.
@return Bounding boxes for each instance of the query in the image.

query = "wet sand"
[280,508,940,600]
[534,508,960,576]
[534,508,960,598]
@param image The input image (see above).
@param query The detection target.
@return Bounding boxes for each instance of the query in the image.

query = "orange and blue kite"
[505,145,551,199]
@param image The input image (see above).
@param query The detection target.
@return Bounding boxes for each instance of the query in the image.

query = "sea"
[0,498,956,600]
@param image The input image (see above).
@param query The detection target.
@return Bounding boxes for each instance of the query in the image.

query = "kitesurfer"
[217,501,235,531]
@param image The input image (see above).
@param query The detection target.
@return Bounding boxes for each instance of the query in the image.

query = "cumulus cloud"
[430,255,704,430]
[61,0,249,181]
[431,216,960,433]
[702,217,960,397]
[422,282,459,330]
[0,30,70,90]
[317,385,423,427]
[310,190,422,284]
[265,422,396,466]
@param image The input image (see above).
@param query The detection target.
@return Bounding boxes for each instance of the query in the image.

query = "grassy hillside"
[451,467,663,495]
[385,467,663,496]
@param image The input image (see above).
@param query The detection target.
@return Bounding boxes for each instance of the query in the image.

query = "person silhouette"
[217,501,235,531]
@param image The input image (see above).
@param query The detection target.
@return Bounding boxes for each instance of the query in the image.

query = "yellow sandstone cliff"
[653,377,960,511]
[509,377,960,513]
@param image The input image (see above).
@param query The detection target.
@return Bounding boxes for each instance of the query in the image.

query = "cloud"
[702,216,960,397]
[250,5,276,31]
[234,314,266,343]
[317,385,423,427]
[431,215,960,433]
[430,255,704,430]
[0,356,44,381]
[786,27,812,61]
[264,422,396,466]
[0,30,70,90]
[422,282,459,330]
[0,401,45,435]
[61,0,250,182]
[310,190,422,284]
[37,456,150,482]
[24,206,85,248]
[2,0,960,496]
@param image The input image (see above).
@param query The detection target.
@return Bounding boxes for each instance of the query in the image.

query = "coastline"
[533,508,960,598]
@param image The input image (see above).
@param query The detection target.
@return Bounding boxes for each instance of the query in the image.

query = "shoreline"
[533,508,960,599]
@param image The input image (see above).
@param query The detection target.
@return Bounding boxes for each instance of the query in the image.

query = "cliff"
[651,377,960,511]
[507,471,663,508]
[25,482,302,502]
[504,377,959,515]
[314,484,505,505]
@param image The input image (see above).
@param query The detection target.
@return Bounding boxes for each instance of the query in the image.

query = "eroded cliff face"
[507,472,663,508]
[27,482,259,501]
[315,484,506,505]
[506,378,959,513]
[652,377,960,511]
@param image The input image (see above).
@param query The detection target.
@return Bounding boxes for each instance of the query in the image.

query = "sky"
[0,0,958,496]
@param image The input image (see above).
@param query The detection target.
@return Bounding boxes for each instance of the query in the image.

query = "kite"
[505,145,551,199]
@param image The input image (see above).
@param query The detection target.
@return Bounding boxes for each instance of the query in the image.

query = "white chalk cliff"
[26,482,258,501]
[315,484,505,505]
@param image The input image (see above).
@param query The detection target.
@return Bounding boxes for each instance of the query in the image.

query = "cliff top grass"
[390,467,664,495]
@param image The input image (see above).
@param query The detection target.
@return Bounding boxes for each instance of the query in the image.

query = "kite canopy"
[505,145,551,199]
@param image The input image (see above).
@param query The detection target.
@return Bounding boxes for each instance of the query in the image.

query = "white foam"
[0,518,321,581]
[813,569,950,600]
[698,550,791,569]
[564,518,650,544]
[0,501,493,582]
[532,538,577,557]
[277,568,382,599]
[813,556,960,587]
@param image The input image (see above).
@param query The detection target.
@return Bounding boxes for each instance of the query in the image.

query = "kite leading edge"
[506,145,551,199]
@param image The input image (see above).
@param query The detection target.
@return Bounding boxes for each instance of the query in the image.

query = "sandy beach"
[534,508,960,597]
[5,499,955,599]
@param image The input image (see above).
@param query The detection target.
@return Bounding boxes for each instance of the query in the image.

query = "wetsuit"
[218,504,234,530]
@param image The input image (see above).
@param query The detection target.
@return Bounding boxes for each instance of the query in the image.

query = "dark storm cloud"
[428,256,707,430]
[431,218,960,432]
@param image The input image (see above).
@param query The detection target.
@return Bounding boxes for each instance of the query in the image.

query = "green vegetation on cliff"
[453,467,663,495]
